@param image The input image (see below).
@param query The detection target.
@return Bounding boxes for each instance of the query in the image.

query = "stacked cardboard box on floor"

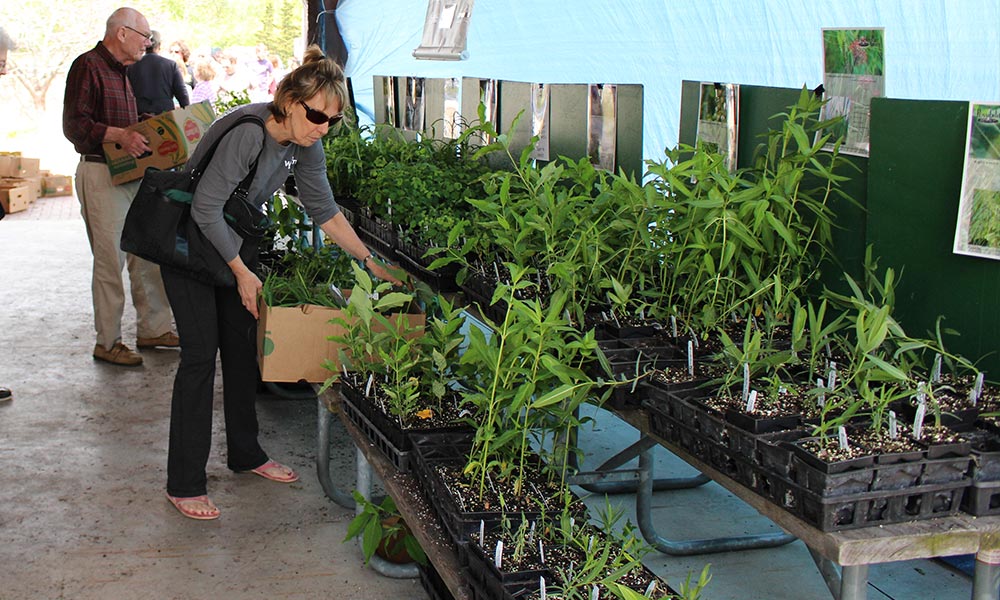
[0,153,75,213]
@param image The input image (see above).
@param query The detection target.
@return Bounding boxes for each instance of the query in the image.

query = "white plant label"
[538,540,545,564]
[479,519,485,542]
[889,410,898,439]
[365,372,374,397]
[591,586,600,600]
[913,401,926,440]
[494,540,503,569]
[838,425,849,451]
[742,363,751,404]
[746,389,758,413]
[540,577,546,600]
[671,315,678,338]
[687,340,695,376]
[645,581,657,596]
[827,362,837,391]
[817,377,825,408]
[975,372,986,404]
[932,353,943,383]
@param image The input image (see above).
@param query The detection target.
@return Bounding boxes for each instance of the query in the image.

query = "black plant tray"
[756,429,809,478]
[336,196,362,227]
[465,532,548,600]
[969,431,1000,482]
[395,239,461,292]
[418,560,458,600]
[596,320,668,341]
[356,213,397,260]
[459,272,507,326]
[790,439,972,497]
[724,407,801,435]
[340,392,412,473]
[792,478,967,532]
[962,480,1000,516]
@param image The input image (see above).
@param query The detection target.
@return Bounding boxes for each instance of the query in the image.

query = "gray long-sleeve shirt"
[188,103,340,262]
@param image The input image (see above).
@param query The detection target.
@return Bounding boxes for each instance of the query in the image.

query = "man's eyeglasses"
[300,101,343,126]
[123,25,153,42]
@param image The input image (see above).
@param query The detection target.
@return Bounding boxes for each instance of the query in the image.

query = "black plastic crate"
[340,393,411,473]
[962,480,1000,516]
[418,561,459,600]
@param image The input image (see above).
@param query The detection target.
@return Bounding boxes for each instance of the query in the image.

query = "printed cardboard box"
[102,101,216,185]
[0,183,31,214]
[257,296,426,383]
[42,174,74,197]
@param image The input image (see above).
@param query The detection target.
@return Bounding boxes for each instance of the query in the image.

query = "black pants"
[162,266,268,498]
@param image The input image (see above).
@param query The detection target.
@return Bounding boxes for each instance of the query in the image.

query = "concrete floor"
[0,195,977,599]
[0,197,427,599]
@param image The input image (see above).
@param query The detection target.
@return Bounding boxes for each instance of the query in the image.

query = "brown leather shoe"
[93,342,143,366]
[137,332,181,349]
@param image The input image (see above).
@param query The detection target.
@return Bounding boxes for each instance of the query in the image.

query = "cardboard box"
[42,174,74,197]
[0,184,31,214]
[22,175,42,201]
[102,101,216,185]
[17,158,40,178]
[0,156,19,178]
[257,297,426,383]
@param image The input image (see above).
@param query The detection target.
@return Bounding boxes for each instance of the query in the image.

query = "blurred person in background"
[128,30,189,116]
[217,53,253,99]
[249,43,273,100]
[267,54,285,96]
[62,7,179,367]
[167,39,194,88]
[1,25,15,401]
[190,59,217,104]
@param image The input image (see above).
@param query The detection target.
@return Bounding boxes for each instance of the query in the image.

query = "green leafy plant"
[343,490,426,566]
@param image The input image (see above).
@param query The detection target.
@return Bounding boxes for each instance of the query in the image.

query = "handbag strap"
[189,113,267,197]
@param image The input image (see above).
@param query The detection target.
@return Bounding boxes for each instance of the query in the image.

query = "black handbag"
[120,114,270,287]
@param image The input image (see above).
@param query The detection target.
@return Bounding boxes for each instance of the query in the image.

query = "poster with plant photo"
[954,103,1000,259]
[528,83,551,161]
[696,82,739,171]
[587,84,617,171]
[403,76,426,132]
[818,28,884,157]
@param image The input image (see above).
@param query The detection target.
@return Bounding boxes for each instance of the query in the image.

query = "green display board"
[678,81,869,292]
[869,98,999,374]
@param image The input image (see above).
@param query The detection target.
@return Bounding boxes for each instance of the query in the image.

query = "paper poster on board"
[382,77,397,127]
[954,102,1000,260]
[479,79,498,144]
[529,83,551,161]
[443,77,461,139]
[403,76,426,132]
[587,84,617,171]
[696,82,739,171]
[818,28,885,157]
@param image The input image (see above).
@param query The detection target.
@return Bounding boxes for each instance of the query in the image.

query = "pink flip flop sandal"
[249,459,299,483]
[166,493,221,520]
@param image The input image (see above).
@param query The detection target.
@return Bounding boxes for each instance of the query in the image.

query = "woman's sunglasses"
[299,101,343,126]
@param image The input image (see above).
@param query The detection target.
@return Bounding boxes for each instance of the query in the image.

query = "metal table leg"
[636,447,797,555]
[316,396,354,509]
[570,434,711,493]
[973,548,1000,600]
[839,565,869,600]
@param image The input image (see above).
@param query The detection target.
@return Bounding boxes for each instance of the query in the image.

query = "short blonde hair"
[269,45,347,123]
[194,60,215,83]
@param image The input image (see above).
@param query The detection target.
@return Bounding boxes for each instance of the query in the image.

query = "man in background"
[128,30,189,116]
[62,7,178,367]
[1,25,14,400]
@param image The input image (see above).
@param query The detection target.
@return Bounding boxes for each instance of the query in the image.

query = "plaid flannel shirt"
[63,42,138,155]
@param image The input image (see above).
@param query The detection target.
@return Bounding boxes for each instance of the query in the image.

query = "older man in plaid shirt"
[63,7,178,366]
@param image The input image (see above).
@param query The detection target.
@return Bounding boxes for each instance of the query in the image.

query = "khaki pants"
[75,160,173,350]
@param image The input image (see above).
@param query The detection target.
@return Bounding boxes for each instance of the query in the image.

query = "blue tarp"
[337,0,1000,164]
